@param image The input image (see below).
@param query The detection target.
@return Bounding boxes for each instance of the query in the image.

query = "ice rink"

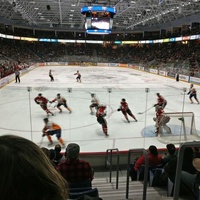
[0,65,200,153]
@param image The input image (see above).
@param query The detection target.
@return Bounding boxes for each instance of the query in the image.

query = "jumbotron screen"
[85,17,112,30]
[81,6,116,34]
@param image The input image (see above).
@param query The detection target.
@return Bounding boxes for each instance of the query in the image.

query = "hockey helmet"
[91,93,95,97]
[43,118,49,122]
[38,93,42,96]
[57,93,61,96]
[156,93,160,96]
[122,98,126,102]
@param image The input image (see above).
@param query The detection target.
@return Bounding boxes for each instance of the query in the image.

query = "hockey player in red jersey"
[117,98,137,123]
[154,93,167,109]
[154,105,171,135]
[96,104,108,137]
[49,93,72,113]
[34,93,54,116]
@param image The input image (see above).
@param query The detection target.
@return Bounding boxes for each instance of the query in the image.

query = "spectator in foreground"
[159,143,177,185]
[162,143,177,165]
[164,147,197,184]
[0,135,68,200]
[181,147,200,199]
[130,145,163,181]
[54,144,66,166]
[56,143,94,187]
[41,147,57,167]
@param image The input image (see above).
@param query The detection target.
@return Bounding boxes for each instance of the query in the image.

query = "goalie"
[154,105,171,136]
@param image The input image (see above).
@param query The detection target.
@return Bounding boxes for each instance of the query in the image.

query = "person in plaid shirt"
[56,143,94,186]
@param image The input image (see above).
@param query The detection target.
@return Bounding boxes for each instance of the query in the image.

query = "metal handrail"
[126,148,149,200]
[105,148,120,189]
[173,141,200,199]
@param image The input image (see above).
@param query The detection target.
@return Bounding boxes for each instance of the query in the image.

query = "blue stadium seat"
[69,188,99,199]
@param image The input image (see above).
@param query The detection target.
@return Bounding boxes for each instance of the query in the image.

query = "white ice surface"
[0,66,200,152]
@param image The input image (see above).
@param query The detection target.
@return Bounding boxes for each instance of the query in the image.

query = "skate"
[48,141,53,146]
[105,134,109,137]
[59,110,62,113]
[90,112,94,115]
[47,113,54,117]
[127,120,130,123]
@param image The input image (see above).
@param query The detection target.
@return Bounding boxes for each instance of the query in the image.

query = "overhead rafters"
[0,0,199,32]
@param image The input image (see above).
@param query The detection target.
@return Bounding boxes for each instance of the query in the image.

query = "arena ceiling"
[0,0,200,32]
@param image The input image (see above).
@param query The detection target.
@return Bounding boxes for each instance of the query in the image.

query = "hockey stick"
[138,106,153,114]
[38,136,44,147]
[180,92,189,95]
[107,109,117,117]
[48,102,57,108]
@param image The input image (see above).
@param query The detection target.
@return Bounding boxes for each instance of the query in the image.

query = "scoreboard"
[81,6,116,34]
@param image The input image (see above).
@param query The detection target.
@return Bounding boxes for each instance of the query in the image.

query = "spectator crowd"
[1,38,200,79]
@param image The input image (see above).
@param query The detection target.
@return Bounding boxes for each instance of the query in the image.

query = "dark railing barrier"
[126,148,149,200]
[173,141,200,200]
[105,148,120,189]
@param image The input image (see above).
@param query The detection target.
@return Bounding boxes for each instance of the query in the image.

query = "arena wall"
[1,62,200,88]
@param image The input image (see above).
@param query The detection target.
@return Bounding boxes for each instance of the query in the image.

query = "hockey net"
[157,112,200,144]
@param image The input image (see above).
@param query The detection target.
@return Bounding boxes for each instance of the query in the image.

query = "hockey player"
[74,70,81,83]
[49,69,54,81]
[34,93,54,116]
[49,93,72,113]
[89,93,99,115]
[154,105,171,136]
[42,118,65,147]
[187,83,199,104]
[154,93,167,109]
[117,98,137,123]
[96,104,108,137]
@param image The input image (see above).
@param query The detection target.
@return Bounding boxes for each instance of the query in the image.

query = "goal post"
[157,112,200,144]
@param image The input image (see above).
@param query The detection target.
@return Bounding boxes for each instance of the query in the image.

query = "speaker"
[47,5,51,10]
[142,10,146,16]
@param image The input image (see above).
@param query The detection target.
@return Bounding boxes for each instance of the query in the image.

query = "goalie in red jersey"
[154,105,171,136]
[154,93,167,109]
[96,104,109,137]
[117,98,137,123]
[34,93,54,116]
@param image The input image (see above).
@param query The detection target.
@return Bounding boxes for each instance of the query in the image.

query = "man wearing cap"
[56,143,94,186]
[162,144,176,165]
[159,144,177,185]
